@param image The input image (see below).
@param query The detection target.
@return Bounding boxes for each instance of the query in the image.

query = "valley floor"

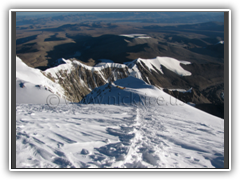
[16,103,224,168]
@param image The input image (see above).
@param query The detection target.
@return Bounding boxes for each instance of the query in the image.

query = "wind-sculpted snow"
[16,100,224,168]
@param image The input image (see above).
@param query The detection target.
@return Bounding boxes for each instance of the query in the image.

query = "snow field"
[16,101,224,168]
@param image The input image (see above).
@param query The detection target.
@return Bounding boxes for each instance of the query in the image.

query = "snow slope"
[16,56,48,85]
[16,79,54,104]
[82,76,170,105]
[16,57,66,104]
[126,56,191,78]
[16,77,224,168]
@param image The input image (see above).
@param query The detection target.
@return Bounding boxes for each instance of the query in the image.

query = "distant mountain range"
[16,12,224,26]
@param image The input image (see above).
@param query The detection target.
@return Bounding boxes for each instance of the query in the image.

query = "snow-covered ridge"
[16,55,191,104]
[126,56,192,79]
[44,58,127,74]
[73,60,127,70]
[43,58,128,85]
[29,56,191,85]
[44,58,73,79]
[41,58,123,77]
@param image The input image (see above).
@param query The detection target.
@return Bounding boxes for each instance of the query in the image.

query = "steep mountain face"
[30,58,129,103]
[126,57,192,89]
[16,55,223,118]
[17,56,192,103]
[93,57,211,105]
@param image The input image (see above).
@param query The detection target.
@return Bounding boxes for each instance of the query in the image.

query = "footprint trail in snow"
[16,103,224,168]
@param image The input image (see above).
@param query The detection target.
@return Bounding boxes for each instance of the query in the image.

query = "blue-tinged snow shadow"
[115,76,155,90]
[80,76,156,106]
[205,153,224,168]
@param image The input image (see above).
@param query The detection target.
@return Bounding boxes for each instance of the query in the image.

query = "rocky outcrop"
[162,85,224,119]
[42,59,129,102]
[163,88,210,104]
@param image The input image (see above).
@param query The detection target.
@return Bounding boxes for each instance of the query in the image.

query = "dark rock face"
[43,61,129,102]
[56,67,92,102]
[163,88,210,104]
